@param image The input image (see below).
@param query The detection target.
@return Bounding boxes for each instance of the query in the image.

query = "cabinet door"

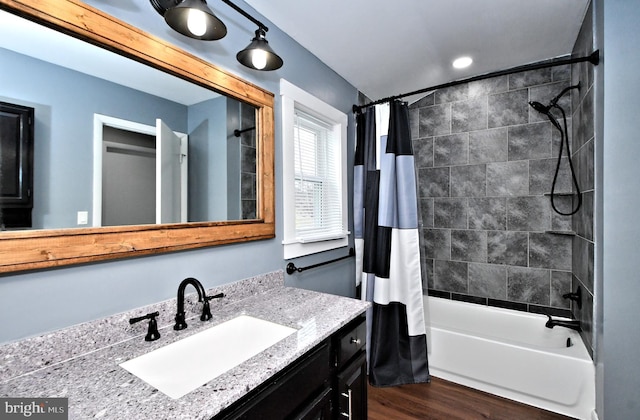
[0,101,34,227]
[295,386,332,420]
[216,342,330,419]
[337,352,367,420]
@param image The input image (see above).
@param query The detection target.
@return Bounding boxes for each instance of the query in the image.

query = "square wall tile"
[573,191,594,241]
[434,133,468,166]
[419,198,434,228]
[419,104,451,137]
[434,198,468,229]
[508,122,553,161]
[423,228,451,260]
[488,89,529,128]
[410,108,420,139]
[551,270,572,308]
[551,203,573,232]
[421,257,434,289]
[581,90,594,144]
[413,138,434,168]
[451,164,486,197]
[507,196,551,231]
[529,158,573,195]
[576,139,594,191]
[451,230,487,263]
[418,167,449,197]
[434,260,468,293]
[469,128,508,164]
[452,97,488,133]
[572,236,594,293]
[486,161,529,196]
[468,263,507,300]
[507,266,551,305]
[468,197,506,230]
[488,231,528,267]
[529,232,572,270]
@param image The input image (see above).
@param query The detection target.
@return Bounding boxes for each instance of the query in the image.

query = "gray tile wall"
[571,1,596,358]
[240,102,257,219]
[410,63,582,317]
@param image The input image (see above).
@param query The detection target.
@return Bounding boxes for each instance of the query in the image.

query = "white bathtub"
[424,296,595,420]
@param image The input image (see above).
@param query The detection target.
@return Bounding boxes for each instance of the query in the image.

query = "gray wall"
[0,0,359,344]
[409,67,578,317]
[188,96,227,221]
[598,0,640,419]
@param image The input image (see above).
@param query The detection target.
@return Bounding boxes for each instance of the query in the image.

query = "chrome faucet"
[174,277,207,330]
[545,315,582,332]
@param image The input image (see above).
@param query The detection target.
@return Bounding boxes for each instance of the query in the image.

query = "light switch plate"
[77,211,88,225]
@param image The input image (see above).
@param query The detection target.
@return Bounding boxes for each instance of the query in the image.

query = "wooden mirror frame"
[0,0,275,274]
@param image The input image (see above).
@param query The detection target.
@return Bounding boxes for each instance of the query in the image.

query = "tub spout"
[545,315,582,332]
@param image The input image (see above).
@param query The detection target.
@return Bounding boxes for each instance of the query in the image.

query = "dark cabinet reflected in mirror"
[0,101,34,228]
[0,9,257,231]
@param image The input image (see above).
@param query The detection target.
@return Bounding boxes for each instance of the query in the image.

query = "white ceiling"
[244,0,590,102]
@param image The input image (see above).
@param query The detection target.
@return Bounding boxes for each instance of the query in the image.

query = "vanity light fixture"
[236,28,283,71]
[151,0,284,71]
[163,0,227,40]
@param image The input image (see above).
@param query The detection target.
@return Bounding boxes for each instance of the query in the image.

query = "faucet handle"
[562,286,582,309]
[129,311,161,341]
[200,293,224,321]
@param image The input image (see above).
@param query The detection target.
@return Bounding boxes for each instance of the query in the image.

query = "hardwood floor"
[368,377,575,420]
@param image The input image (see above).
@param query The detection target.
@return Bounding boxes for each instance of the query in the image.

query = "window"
[281,79,348,259]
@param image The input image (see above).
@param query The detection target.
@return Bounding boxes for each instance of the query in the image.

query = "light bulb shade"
[237,29,283,71]
[164,0,227,40]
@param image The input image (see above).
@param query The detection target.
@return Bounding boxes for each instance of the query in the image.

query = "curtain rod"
[353,50,600,114]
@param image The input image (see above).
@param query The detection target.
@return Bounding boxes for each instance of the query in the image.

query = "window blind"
[293,110,345,242]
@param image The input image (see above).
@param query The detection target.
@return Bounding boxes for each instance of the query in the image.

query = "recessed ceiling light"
[453,56,473,69]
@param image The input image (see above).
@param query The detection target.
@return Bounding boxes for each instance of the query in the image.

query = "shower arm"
[549,83,580,107]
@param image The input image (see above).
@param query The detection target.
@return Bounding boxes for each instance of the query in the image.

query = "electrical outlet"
[77,211,88,225]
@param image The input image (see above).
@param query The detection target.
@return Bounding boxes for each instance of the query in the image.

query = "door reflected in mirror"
[0,9,257,231]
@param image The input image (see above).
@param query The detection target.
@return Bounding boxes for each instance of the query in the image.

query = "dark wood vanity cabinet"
[215,315,367,420]
[0,101,34,228]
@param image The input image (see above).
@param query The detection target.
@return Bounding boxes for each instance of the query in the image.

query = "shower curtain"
[354,100,430,386]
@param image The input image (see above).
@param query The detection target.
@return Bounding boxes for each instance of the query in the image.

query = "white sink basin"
[120,315,297,399]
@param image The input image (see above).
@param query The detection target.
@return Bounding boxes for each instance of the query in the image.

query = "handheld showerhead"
[528,101,550,115]
[529,101,562,130]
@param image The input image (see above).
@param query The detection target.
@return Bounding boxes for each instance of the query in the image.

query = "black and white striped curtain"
[354,101,430,386]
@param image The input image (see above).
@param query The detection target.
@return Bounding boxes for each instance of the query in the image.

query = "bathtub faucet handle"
[562,286,582,309]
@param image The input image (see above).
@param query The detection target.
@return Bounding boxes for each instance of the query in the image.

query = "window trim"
[280,79,349,259]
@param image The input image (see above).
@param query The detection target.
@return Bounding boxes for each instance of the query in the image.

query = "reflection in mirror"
[0,9,257,231]
[0,0,274,274]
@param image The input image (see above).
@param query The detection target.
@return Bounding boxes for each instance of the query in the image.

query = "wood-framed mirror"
[0,0,275,274]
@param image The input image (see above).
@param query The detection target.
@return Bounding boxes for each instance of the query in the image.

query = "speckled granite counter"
[0,271,370,419]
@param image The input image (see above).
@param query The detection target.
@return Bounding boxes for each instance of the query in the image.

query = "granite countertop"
[0,271,370,419]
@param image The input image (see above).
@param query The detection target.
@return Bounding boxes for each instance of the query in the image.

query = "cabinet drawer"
[336,316,366,369]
